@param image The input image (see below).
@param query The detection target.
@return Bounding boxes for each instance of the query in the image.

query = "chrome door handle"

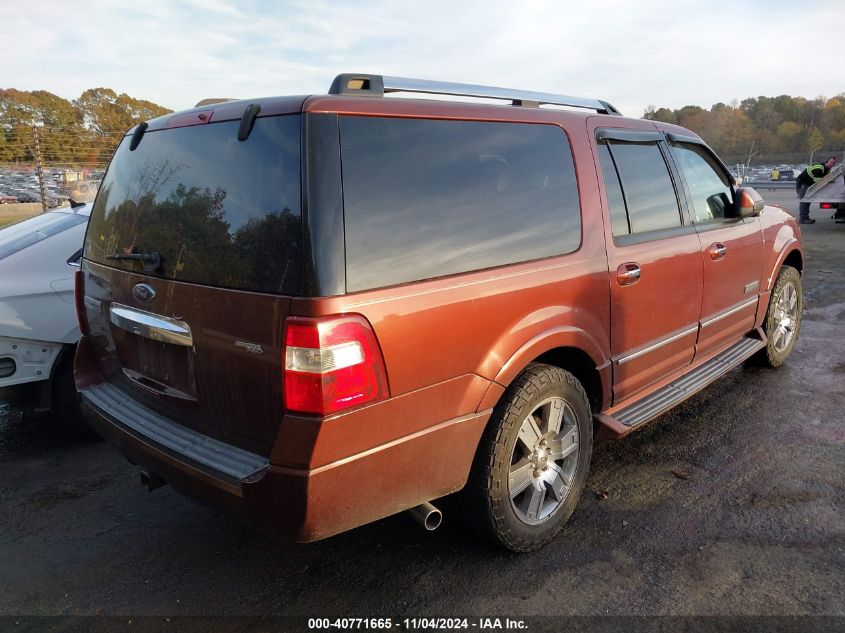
[709,242,727,260]
[616,263,641,286]
[109,303,193,347]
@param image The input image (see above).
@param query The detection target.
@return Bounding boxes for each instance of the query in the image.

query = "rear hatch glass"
[85,114,302,294]
[81,114,301,458]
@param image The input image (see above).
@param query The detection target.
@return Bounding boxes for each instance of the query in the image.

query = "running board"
[598,336,766,435]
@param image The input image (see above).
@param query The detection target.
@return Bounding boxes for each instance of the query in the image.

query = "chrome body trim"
[744,280,760,295]
[701,298,758,328]
[109,303,193,347]
[617,325,699,366]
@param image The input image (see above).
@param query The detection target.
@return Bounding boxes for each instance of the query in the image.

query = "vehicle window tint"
[597,142,630,236]
[0,212,88,261]
[671,142,734,222]
[340,117,581,291]
[85,115,302,295]
[607,141,681,233]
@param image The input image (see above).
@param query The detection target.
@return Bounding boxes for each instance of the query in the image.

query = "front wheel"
[756,265,802,367]
[465,363,592,552]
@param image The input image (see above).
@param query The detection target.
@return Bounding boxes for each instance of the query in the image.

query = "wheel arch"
[782,248,803,276]
[477,329,611,415]
[533,347,603,413]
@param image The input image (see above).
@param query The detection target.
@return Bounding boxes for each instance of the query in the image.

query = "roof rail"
[194,98,237,107]
[328,73,622,115]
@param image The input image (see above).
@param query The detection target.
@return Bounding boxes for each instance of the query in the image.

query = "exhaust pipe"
[139,469,167,493]
[406,501,442,531]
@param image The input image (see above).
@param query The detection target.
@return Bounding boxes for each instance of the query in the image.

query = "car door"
[665,135,764,358]
[590,122,703,403]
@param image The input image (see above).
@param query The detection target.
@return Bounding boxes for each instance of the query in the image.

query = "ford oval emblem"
[132,283,156,303]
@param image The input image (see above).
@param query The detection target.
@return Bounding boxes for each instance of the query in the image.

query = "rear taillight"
[283,315,389,415]
[820,202,833,209]
[74,269,90,336]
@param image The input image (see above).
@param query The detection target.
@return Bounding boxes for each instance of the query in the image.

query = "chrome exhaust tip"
[406,501,442,531]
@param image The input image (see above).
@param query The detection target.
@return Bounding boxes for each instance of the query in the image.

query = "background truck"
[802,163,845,222]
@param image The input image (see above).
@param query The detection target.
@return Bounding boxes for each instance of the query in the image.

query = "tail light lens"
[820,202,833,209]
[74,269,90,336]
[283,315,389,415]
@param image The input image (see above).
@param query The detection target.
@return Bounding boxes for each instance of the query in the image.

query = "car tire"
[755,265,802,367]
[465,363,592,552]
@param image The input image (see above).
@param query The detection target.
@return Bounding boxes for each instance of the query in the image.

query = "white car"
[0,202,90,419]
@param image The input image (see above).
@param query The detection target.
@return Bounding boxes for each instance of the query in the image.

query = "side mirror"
[736,187,764,218]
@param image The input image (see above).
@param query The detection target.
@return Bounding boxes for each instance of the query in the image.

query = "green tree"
[74,88,170,136]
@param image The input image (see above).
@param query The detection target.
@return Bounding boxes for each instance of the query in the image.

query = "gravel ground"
[0,191,842,629]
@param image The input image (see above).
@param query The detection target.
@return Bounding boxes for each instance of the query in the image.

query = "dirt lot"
[0,203,43,228]
[0,191,842,629]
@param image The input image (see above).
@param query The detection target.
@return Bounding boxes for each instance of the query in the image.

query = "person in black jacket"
[796,157,836,223]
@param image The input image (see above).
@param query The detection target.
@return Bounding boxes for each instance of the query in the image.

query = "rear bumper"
[80,382,490,542]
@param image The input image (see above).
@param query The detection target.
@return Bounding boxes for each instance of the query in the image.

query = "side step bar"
[599,336,766,435]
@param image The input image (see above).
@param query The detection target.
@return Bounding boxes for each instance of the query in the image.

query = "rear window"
[339,117,581,292]
[85,115,302,295]
[0,212,88,261]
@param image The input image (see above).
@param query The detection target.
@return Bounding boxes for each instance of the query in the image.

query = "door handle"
[616,262,641,286]
[709,242,727,260]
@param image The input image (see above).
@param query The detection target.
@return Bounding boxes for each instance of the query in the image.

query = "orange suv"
[75,74,803,551]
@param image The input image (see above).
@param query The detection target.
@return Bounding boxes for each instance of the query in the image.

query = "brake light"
[820,202,833,209]
[283,315,389,415]
[74,270,90,336]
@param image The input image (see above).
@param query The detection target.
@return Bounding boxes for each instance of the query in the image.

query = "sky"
[2,0,843,117]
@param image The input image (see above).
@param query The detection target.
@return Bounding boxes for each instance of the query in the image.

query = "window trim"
[599,136,687,242]
[614,223,697,247]
[665,135,739,224]
[596,128,662,143]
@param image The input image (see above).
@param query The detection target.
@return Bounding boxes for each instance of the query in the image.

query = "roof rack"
[328,73,622,115]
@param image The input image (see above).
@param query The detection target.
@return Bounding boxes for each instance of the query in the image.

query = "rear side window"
[86,115,302,295]
[339,117,581,292]
[604,141,682,234]
[0,212,87,261]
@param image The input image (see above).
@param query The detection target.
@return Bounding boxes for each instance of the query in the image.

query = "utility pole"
[32,126,48,213]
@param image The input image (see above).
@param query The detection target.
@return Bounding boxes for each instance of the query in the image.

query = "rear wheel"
[466,363,592,552]
[756,265,802,367]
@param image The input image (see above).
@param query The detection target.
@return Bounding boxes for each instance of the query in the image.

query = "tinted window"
[340,117,581,291]
[671,142,734,222]
[597,143,630,236]
[0,212,88,261]
[607,141,681,233]
[85,115,301,295]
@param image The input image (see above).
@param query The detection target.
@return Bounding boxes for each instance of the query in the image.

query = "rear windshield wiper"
[107,251,162,273]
